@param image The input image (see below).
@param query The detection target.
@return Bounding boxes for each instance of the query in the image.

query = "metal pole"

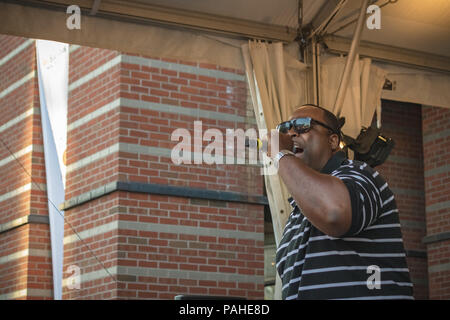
[316,42,321,105]
[334,0,369,117]
[312,37,318,105]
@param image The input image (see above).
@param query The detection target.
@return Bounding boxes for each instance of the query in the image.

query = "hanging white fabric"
[242,40,307,243]
[242,40,307,300]
[374,62,450,110]
[36,40,68,300]
[36,40,68,185]
[320,55,387,139]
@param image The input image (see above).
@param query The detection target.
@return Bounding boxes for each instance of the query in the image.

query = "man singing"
[271,104,413,300]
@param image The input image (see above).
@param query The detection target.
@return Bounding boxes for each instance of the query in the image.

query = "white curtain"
[242,40,307,243]
[375,62,450,110]
[241,40,307,299]
[320,55,387,139]
[36,40,68,300]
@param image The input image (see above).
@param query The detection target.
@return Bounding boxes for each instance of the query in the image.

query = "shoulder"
[332,159,377,178]
[331,159,388,192]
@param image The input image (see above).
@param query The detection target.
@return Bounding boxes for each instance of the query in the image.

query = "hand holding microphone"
[244,137,264,150]
[242,131,293,174]
[244,132,292,159]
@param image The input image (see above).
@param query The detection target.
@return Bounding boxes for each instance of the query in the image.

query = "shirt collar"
[320,151,347,175]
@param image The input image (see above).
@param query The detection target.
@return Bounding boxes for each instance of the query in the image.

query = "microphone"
[244,137,264,149]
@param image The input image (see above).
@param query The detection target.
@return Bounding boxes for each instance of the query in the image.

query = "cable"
[0,135,118,287]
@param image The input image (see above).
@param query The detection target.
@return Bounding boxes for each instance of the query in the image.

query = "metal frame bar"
[324,35,450,74]
[333,0,370,117]
[310,0,342,32]
[312,37,318,104]
[316,41,321,105]
[9,0,297,42]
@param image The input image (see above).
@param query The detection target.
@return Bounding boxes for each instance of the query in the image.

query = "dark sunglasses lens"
[293,118,311,133]
[277,121,291,133]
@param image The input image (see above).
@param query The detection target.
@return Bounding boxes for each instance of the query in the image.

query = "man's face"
[286,106,335,171]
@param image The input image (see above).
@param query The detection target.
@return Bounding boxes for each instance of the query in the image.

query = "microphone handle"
[244,137,263,149]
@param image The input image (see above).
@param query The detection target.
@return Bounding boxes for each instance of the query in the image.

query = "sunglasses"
[276,117,337,135]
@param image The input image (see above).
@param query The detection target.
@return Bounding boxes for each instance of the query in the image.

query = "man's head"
[282,104,341,171]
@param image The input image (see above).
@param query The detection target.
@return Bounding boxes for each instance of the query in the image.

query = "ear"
[329,133,340,151]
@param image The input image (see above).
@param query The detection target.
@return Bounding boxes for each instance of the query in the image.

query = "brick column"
[375,100,429,299]
[62,46,264,299]
[0,35,53,299]
[422,105,450,300]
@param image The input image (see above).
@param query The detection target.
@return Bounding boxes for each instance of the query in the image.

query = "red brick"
[0,37,266,301]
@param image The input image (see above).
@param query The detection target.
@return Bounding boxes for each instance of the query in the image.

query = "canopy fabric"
[242,41,308,300]
[376,63,450,110]
[241,40,308,244]
[320,55,387,139]
[0,1,247,71]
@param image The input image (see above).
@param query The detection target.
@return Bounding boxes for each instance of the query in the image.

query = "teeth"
[293,146,303,153]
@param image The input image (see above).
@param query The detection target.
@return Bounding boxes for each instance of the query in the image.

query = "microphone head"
[245,137,263,149]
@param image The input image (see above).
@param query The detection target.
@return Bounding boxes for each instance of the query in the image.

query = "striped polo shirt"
[275,151,413,300]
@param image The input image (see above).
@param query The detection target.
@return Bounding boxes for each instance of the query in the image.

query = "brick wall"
[0,35,53,299]
[4,35,446,301]
[422,105,450,299]
[375,100,429,299]
[62,45,264,299]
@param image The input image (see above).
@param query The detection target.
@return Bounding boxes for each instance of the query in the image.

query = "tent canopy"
[140,0,450,58]
[1,0,449,107]
[2,0,449,73]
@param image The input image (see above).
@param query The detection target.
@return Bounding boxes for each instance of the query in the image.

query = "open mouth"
[293,145,304,155]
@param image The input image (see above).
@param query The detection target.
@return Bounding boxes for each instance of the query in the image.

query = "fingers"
[266,131,292,158]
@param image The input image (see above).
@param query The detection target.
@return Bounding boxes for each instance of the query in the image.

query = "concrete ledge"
[0,248,51,265]
[428,262,450,274]
[62,265,262,288]
[0,71,35,99]
[423,128,450,144]
[0,288,53,300]
[426,200,450,213]
[66,142,262,173]
[390,187,424,198]
[64,219,263,245]
[60,181,268,211]
[422,231,450,245]
[424,164,449,178]
[0,39,34,67]
[405,249,427,259]
[0,214,49,234]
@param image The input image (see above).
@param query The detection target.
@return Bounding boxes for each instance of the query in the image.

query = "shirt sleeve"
[332,162,383,236]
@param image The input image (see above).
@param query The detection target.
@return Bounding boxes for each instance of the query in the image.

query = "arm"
[277,155,352,237]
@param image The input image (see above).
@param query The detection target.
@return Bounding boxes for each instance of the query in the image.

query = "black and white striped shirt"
[275,151,413,300]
